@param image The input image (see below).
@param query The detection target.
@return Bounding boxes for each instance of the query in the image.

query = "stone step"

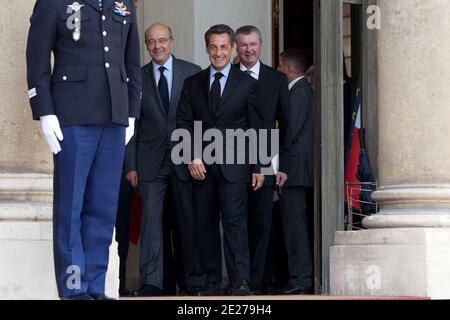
[0,201,52,221]
[0,173,52,202]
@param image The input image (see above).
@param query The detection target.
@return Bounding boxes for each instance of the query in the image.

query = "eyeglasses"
[145,38,171,47]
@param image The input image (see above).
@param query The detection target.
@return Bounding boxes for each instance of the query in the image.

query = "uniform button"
[123,20,127,25]
[103,31,107,37]
[127,78,130,83]
[105,63,110,68]
[62,76,68,81]
[104,46,110,52]
[102,15,106,21]
[74,18,79,23]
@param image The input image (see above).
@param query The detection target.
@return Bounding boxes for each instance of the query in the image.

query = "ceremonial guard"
[26,0,141,300]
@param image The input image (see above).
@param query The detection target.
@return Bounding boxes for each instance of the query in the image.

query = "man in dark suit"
[26,0,141,300]
[277,48,314,295]
[224,25,291,294]
[125,23,203,296]
[114,174,133,297]
[177,24,265,296]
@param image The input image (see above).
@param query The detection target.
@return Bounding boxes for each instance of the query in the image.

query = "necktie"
[158,66,170,114]
[210,72,223,115]
[245,70,252,75]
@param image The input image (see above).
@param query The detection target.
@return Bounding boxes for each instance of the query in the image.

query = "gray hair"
[235,25,262,42]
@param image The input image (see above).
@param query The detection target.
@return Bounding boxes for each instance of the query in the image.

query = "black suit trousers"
[279,186,313,288]
[115,175,133,291]
[225,185,274,290]
[194,164,250,285]
[139,151,202,289]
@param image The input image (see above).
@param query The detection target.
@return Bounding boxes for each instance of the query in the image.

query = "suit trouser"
[162,187,187,294]
[279,186,313,288]
[139,152,202,289]
[194,164,250,285]
[263,200,290,287]
[115,175,133,292]
[53,124,125,298]
[225,185,274,290]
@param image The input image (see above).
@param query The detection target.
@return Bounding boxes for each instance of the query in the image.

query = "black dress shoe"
[218,283,232,296]
[199,283,222,296]
[185,286,203,296]
[251,288,267,295]
[250,283,269,295]
[119,289,131,297]
[61,293,94,300]
[231,279,251,296]
[131,284,163,297]
[281,284,313,295]
[89,293,116,300]
[260,282,270,295]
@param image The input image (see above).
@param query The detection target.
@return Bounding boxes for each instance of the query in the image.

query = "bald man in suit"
[125,23,203,296]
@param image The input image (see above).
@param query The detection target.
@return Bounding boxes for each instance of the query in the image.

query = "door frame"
[273,0,378,294]
[313,0,378,294]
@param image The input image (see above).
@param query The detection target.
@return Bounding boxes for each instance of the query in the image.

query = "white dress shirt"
[209,63,232,96]
[240,60,261,80]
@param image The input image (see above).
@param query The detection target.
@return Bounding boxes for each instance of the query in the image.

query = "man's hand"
[125,117,135,145]
[188,159,206,181]
[252,173,265,191]
[125,170,138,188]
[276,171,288,188]
[40,115,64,155]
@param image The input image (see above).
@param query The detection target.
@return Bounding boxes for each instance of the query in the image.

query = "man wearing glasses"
[125,23,203,296]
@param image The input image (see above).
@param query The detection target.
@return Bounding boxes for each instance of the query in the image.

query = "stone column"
[331,0,450,299]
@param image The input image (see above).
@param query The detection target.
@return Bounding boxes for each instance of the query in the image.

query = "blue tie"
[158,66,170,114]
[210,72,223,115]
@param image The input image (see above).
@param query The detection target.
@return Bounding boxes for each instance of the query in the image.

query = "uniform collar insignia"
[68,2,84,12]
[113,2,131,16]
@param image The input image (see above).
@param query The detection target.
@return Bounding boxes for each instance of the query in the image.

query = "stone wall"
[141,0,272,68]
[0,1,52,174]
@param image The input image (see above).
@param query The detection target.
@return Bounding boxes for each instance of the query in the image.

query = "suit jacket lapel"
[258,63,270,99]
[201,67,214,119]
[144,63,167,117]
[169,58,183,119]
[219,67,239,108]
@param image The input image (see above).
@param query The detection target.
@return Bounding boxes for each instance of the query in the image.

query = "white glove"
[125,117,135,146]
[40,115,64,155]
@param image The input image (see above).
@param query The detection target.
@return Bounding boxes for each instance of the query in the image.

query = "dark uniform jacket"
[26,0,142,127]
